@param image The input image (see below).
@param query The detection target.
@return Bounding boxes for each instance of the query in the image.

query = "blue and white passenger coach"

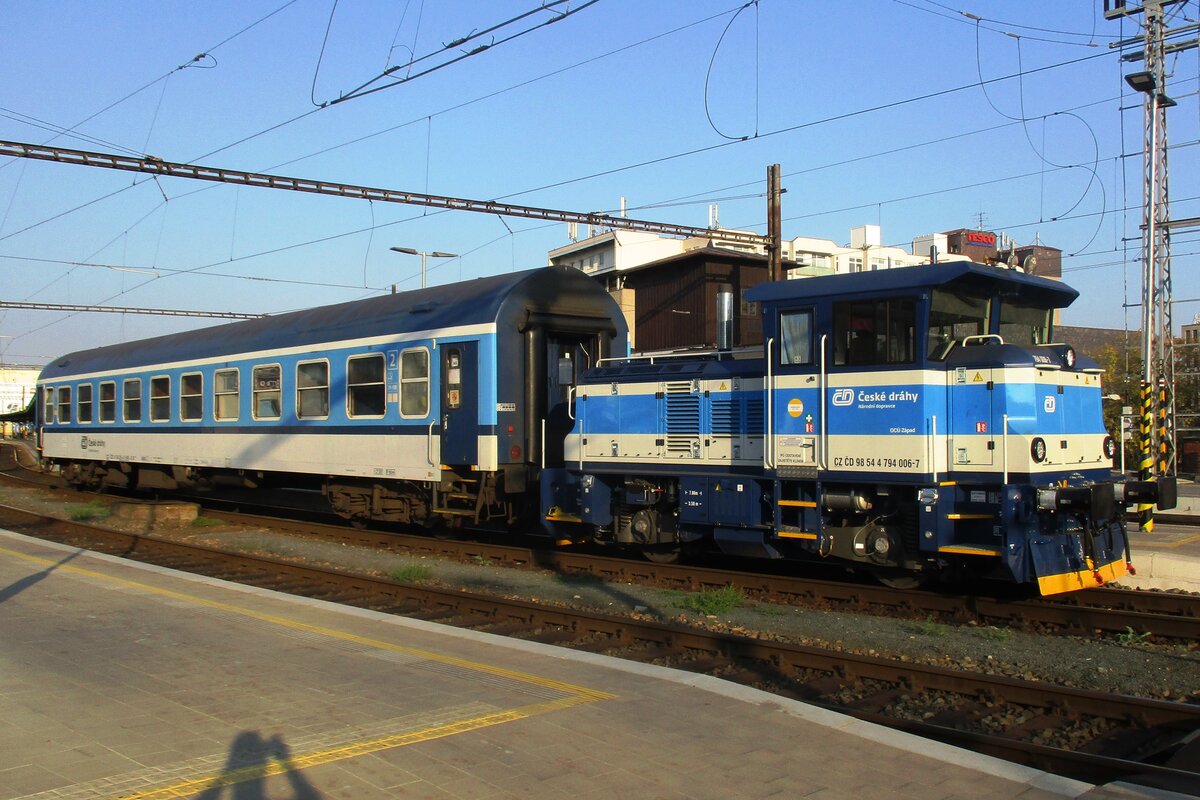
[38,266,626,527]
[547,262,1174,594]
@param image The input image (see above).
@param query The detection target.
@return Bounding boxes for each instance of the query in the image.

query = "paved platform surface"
[2,530,1192,800]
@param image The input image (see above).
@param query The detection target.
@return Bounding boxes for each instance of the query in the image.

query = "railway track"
[1,502,1197,792]
[192,506,1200,643]
[2,447,1199,643]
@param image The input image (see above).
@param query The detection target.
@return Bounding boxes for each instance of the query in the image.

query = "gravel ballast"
[1,482,1196,703]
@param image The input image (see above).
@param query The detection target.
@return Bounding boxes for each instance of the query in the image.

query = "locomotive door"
[440,342,478,465]
[948,367,995,467]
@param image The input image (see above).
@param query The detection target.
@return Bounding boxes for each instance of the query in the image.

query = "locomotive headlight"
[1103,436,1116,460]
[1064,347,1076,368]
[1031,437,1048,463]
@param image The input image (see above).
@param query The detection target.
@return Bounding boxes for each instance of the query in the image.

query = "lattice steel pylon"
[1142,4,1175,487]
[1106,0,1187,535]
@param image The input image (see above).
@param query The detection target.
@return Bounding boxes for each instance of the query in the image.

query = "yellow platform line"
[119,696,591,800]
[0,543,617,799]
[1158,533,1200,549]
[0,544,613,702]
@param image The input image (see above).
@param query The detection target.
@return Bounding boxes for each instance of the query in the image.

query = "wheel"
[643,545,681,564]
[873,571,923,590]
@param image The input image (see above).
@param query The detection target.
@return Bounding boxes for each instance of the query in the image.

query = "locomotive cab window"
[297,360,329,419]
[150,376,171,422]
[348,354,386,418]
[927,289,990,360]
[999,301,1051,347]
[181,373,203,421]
[214,368,239,421]
[779,309,814,366]
[99,381,116,423]
[253,364,282,420]
[123,378,142,423]
[77,383,92,424]
[833,298,915,366]
[400,348,430,417]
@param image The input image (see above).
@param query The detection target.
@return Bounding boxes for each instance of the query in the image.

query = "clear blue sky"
[1,0,1197,366]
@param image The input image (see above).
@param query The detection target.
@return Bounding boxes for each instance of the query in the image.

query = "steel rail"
[1,450,1197,641]
[197,505,1200,642]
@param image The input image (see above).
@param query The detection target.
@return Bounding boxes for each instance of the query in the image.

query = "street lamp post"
[389,246,458,290]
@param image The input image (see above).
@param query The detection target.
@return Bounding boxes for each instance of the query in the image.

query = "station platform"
[0,529,1189,800]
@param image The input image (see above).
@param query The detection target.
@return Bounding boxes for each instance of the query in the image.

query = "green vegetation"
[675,584,745,616]
[1116,626,1152,646]
[911,615,949,638]
[67,502,109,521]
[390,564,433,583]
[472,554,493,567]
[191,516,222,528]
[977,625,1014,642]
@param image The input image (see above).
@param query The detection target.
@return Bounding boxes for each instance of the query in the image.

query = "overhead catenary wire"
[0,0,300,169]
[7,5,1190,350]
[324,0,603,106]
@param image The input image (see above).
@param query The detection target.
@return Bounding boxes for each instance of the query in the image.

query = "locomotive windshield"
[999,301,1052,346]
[927,289,990,360]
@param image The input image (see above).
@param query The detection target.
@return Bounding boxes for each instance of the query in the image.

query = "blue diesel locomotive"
[542,261,1175,595]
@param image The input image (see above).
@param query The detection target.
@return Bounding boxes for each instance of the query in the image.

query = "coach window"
[253,364,282,420]
[123,378,142,422]
[779,309,814,366]
[297,360,329,419]
[181,373,203,421]
[99,381,116,423]
[43,387,56,424]
[56,386,72,424]
[77,384,93,424]
[348,354,386,418]
[214,368,240,421]
[833,298,916,366]
[150,376,171,422]
[400,348,429,418]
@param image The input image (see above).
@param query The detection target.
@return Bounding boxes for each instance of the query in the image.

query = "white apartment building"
[548,222,966,280]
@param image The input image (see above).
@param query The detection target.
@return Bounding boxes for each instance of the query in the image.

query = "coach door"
[441,342,478,465]
[543,333,589,467]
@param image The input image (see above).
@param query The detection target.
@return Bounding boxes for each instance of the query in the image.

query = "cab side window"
[779,310,814,366]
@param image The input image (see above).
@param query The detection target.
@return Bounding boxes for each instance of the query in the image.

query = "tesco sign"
[966,231,996,246]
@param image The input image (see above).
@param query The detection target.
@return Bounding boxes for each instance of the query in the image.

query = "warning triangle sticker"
[719,382,727,390]
[973,372,984,382]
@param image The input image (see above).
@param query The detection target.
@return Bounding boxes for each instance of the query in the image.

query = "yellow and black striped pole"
[1139,380,1155,535]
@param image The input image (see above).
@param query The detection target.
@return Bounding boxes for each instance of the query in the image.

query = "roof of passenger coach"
[40,265,616,381]
[745,261,1078,308]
